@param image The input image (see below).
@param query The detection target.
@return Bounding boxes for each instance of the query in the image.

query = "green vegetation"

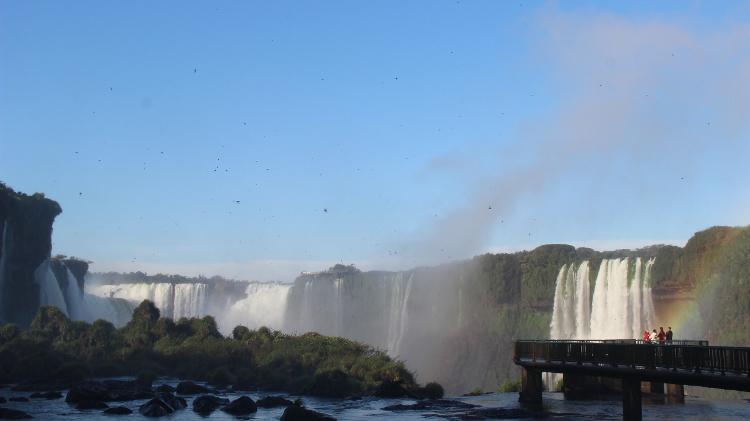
[498,379,521,393]
[0,301,419,398]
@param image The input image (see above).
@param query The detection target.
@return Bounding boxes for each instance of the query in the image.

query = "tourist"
[650,329,658,343]
[666,327,673,343]
[658,327,666,344]
[642,330,651,343]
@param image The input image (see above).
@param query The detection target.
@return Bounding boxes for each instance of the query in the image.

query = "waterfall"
[34,259,69,316]
[220,282,291,333]
[64,268,87,320]
[550,257,655,340]
[86,282,199,319]
[386,273,413,356]
[550,262,591,340]
[174,283,207,319]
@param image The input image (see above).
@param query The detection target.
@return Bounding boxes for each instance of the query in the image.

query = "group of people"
[642,326,673,344]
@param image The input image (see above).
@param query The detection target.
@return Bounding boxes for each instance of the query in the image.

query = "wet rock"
[8,398,28,403]
[138,392,186,417]
[103,406,132,415]
[175,381,209,395]
[138,398,173,417]
[280,405,336,421]
[76,399,109,410]
[29,391,62,400]
[66,381,110,403]
[222,396,257,415]
[156,392,186,410]
[154,384,174,393]
[192,395,229,415]
[383,399,477,411]
[256,395,294,408]
[0,407,32,419]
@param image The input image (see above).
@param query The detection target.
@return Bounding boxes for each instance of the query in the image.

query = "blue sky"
[2,1,749,280]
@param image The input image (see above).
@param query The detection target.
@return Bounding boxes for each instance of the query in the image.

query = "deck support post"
[666,384,685,403]
[519,367,543,407]
[650,381,665,394]
[622,378,642,421]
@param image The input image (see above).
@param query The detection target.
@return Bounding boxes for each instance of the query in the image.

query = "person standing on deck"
[642,330,651,343]
[666,327,673,343]
[650,329,658,342]
[658,327,666,344]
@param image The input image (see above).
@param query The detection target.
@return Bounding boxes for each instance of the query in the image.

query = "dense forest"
[0,301,443,400]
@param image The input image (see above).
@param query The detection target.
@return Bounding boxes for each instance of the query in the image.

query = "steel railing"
[514,340,749,377]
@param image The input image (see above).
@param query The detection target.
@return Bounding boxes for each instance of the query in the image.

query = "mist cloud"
[403,9,750,265]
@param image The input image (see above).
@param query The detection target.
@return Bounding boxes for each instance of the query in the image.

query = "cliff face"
[0,183,62,327]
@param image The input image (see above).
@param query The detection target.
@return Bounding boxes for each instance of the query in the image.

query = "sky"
[1,1,749,281]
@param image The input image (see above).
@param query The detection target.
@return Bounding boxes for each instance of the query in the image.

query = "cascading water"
[221,282,291,333]
[34,259,69,316]
[174,283,207,319]
[87,282,215,321]
[64,268,87,320]
[550,257,655,340]
[386,273,413,356]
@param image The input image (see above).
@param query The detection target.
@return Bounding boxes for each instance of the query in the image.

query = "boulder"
[156,392,186,410]
[66,381,110,403]
[222,396,257,415]
[8,398,28,402]
[192,395,229,415]
[0,407,32,419]
[256,395,294,408]
[154,384,175,393]
[29,391,62,400]
[75,400,109,410]
[175,381,209,395]
[103,406,132,415]
[138,392,186,417]
[373,380,414,398]
[280,405,336,421]
[138,398,173,418]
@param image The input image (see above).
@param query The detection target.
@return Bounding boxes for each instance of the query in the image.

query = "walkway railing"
[514,340,750,377]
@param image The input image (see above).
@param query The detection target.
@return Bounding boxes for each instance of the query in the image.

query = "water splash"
[221,282,291,333]
[34,259,69,316]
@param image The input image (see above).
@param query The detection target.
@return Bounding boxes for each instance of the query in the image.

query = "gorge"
[1,183,749,395]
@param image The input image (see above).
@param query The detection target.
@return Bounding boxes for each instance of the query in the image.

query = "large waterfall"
[88,283,207,320]
[550,257,656,340]
[220,282,291,333]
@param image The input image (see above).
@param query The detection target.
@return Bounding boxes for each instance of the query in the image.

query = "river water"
[1,380,748,420]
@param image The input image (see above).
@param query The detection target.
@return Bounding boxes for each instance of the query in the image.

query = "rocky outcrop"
[280,404,336,421]
[0,407,32,419]
[221,396,257,415]
[0,183,62,327]
[192,395,229,415]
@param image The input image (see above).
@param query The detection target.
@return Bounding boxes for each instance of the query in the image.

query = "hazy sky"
[2,1,749,281]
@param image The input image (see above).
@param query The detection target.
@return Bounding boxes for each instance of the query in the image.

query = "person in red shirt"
[642,330,651,343]
[658,327,666,344]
